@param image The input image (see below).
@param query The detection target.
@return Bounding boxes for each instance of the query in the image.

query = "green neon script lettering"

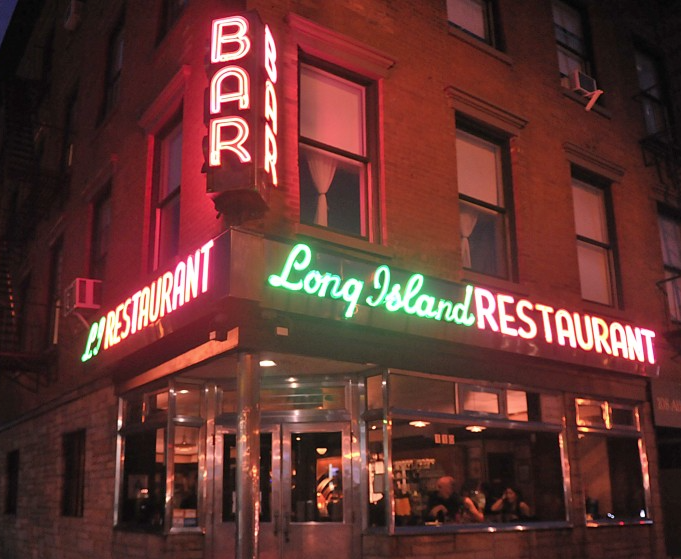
[268,243,312,290]
[268,243,476,327]
[81,316,106,362]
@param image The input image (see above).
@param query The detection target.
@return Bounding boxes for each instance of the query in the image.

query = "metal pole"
[236,352,261,559]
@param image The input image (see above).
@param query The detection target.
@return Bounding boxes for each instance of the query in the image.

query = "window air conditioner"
[569,69,598,96]
[64,0,84,32]
[63,278,102,316]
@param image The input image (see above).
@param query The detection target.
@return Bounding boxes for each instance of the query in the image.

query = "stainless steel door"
[211,422,354,559]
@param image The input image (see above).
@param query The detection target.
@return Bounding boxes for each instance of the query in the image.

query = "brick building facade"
[1,1,681,558]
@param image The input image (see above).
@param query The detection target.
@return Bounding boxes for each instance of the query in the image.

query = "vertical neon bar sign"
[205,12,278,211]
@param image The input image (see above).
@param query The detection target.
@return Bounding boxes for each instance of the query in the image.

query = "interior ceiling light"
[466,425,486,433]
[409,420,430,428]
[259,359,277,367]
[316,447,328,455]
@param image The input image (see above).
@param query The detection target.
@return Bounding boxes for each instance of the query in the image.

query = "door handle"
[284,511,290,543]
[274,510,280,536]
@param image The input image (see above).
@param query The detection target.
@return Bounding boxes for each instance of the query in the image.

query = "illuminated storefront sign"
[204,11,278,214]
[81,240,214,362]
[268,243,657,366]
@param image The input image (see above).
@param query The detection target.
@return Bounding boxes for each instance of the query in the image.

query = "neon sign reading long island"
[268,243,657,366]
[81,240,214,362]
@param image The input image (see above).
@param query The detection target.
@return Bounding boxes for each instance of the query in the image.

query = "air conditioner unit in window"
[63,278,102,316]
[569,69,603,111]
[64,0,84,32]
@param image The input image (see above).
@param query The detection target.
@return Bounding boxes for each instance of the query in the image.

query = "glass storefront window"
[120,428,166,529]
[390,421,565,526]
[367,420,386,527]
[117,380,205,533]
[364,371,568,531]
[576,399,648,523]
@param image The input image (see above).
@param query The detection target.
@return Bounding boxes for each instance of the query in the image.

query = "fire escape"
[638,2,681,350]
[0,77,62,390]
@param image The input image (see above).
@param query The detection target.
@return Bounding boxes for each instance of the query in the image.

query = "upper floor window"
[635,48,669,138]
[153,116,182,269]
[446,0,497,47]
[456,123,512,278]
[571,172,616,305]
[552,0,592,84]
[299,63,374,239]
[103,17,124,118]
[91,186,112,280]
[658,210,681,321]
[158,0,187,42]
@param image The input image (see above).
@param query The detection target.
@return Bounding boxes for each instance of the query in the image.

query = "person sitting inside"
[490,486,531,522]
[426,476,462,523]
[460,479,485,523]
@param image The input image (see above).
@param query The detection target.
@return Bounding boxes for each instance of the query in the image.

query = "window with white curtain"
[658,211,681,321]
[571,175,615,305]
[446,0,496,46]
[299,64,370,238]
[456,126,511,278]
[552,0,591,82]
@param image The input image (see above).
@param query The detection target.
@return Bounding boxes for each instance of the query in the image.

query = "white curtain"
[460,205,478,268]
[307,152,337,227]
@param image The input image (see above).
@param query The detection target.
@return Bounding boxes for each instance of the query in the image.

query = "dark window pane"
[5,450,19,514]
[62,430,86,517]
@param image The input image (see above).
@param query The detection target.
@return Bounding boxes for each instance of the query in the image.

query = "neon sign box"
[204,11,278,217]
[81,240,214,362]
[268,243,657,369]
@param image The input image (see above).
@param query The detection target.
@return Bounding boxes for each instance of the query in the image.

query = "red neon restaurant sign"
[81,240,214,362]
[203,11,278,216]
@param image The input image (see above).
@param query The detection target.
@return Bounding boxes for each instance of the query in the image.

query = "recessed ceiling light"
[409,420,430,428]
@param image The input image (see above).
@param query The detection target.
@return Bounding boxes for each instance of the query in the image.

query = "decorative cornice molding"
[286,12,396,78]
[444,85,528,133]
[563,141,625,181]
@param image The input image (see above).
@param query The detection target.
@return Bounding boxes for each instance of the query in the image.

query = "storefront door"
[211,422,354,559]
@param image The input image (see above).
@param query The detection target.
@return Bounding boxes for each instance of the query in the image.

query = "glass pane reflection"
[291,431,343,523]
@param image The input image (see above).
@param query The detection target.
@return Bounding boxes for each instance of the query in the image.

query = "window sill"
[447,25,512,67]
[586,518,653,528]
[294,223,395,261]
[386,520,572,535]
